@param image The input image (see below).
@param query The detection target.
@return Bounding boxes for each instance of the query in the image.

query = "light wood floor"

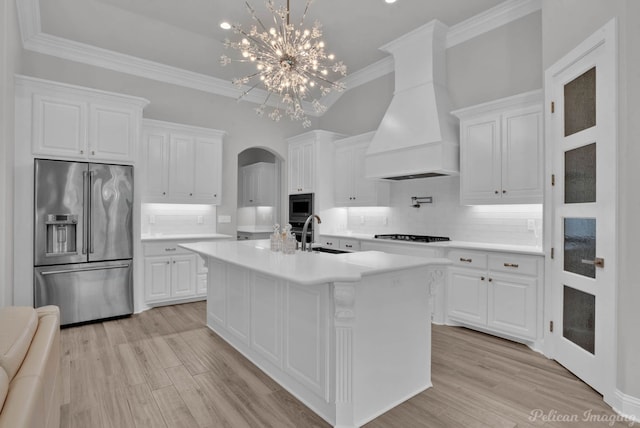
[60,301,630,427]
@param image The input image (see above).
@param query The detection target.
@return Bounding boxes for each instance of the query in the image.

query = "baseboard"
[610,389,640,423]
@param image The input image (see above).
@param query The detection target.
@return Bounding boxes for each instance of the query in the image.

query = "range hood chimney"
[365,20,459,180]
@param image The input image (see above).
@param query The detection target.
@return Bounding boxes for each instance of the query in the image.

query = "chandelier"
[220,0,347,128]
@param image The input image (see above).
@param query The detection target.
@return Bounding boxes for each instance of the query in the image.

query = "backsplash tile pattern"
[322,176,543,247]
[141,204,217,236]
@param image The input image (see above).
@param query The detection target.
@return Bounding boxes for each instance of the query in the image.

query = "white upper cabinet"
[287,139,315,194]
[17,76,148,163]
[240,162,275,207]
[287,131,346,201]
[142,119,225,204]
[453,90,543,205]
[333,132,390,207]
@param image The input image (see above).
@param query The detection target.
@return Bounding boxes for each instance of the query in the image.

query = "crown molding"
[15,0,541,115]
[15,0,40,44]
[446,0,542,48]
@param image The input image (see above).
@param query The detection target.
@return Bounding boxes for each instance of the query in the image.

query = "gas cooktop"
[374,234,450,243]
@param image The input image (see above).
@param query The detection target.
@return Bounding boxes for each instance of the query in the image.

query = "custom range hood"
[365,20,459,180]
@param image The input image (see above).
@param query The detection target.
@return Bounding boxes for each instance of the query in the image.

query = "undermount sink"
[312,247,350,254]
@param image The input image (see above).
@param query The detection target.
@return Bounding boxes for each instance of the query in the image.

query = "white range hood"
[365,20,459,180]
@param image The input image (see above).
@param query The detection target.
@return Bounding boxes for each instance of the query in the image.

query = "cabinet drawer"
[339,239,360,251]
[488,254,538,276]
[143,242,192,257]
[449,250,487,269]
[320,237,339,248]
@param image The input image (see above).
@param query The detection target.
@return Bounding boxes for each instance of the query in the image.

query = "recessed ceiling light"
[385,0,397,3]
[220,22,231,30]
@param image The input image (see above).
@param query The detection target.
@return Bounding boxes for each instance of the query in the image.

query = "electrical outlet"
[527,219,535,231]
[197,216,204,224]
[360,216,365,225]
[218,215,231,224]
[149,215,155,224]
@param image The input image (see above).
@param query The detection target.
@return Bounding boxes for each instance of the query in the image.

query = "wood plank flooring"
[60,302,632,427]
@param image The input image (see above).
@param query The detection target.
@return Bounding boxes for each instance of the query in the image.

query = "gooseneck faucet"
[301,214,321,252]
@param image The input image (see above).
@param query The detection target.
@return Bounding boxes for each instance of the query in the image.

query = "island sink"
[180,239,450,428]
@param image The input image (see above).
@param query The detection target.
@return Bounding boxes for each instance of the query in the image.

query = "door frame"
[543,18,618,402]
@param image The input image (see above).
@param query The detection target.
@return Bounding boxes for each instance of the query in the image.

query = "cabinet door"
[143,130,170,201]
[171,254,196,298]
[89,103,136,162]
[447,267,487,325]
[144,256,172,302]
[460,116,502,204]
[32,94,87,159]
[501,106,543,203]
[169,134,196,200]
[288,144,301,194]
[487,273,537,339]
[351,143,381,205]
[288,141,315,194]
[193,138,222,204]
[255,163,275,206]
[300,141,315,193]
[242,165,257,206]
[333,146,353,205]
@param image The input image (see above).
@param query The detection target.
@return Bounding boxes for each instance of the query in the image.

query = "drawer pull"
[503,263,519,268]
[459,258,472,263]
[345,244,353,248]
[326,242,333,246]
[165,248,177,251]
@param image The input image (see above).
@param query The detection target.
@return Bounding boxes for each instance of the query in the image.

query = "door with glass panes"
[547,21,617,396]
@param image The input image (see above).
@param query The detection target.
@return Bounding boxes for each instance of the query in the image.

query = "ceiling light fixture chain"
[220,0,347,127]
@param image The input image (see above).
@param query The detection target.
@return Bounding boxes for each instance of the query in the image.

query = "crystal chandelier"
[220,0,347,128]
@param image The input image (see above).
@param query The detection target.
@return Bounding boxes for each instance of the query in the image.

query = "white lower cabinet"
[143,241,207,305]
[447,249,541,342]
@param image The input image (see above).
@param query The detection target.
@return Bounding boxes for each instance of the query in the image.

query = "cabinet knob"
[162,192,166,195]
[166,261,170,264]
[494,190,499,194]
[502,190,507,194]
[91,150,95,155]
[488,278,493,282]
[480,276,485,281]
[214,194,217,198]
[173,261,176,264]
[190,193,193,196]
[80,150,84,154]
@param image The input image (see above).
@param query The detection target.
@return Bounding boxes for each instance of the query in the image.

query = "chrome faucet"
[301,214,321,252]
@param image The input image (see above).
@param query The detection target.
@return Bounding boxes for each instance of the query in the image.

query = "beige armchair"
[0,306,61,428]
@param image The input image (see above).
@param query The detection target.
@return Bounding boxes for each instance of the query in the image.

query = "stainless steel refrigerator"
[34,159,134,325]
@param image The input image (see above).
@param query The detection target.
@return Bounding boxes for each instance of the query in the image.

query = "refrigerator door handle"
[88,170,94,254]
[40,263,131,276]
[82,170,89,255]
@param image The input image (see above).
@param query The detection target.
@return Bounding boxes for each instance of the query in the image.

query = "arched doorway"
[236,147,283,240]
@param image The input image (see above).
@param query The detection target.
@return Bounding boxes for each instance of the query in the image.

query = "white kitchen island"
[180,240,450,428]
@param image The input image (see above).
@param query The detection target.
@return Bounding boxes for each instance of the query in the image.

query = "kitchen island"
[180,240,450,428]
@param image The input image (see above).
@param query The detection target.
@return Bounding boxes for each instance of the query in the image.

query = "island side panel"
[350,266,435,426]
[205,257,336,425]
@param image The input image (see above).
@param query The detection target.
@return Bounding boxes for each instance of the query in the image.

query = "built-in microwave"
[288,193,314,223]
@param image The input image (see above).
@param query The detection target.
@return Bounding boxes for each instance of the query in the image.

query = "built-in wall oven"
[288,193,314,243]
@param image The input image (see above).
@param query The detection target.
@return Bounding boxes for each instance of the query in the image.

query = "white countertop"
[320,232,544,256]
[141,233,233,242]
[180,240,450,286]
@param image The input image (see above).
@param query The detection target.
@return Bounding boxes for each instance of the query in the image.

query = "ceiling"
[36,0,505,82]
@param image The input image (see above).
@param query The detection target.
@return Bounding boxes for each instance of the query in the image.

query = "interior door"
[547,21,617,396]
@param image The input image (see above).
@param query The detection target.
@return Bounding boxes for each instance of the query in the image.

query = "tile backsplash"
[141,204,217,236]
[321,176,543,247]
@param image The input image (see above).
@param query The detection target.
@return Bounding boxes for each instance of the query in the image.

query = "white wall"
[321,176,542,247]
[0,0,21,307]
[141,204,217,237]
[542,0,640,409]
